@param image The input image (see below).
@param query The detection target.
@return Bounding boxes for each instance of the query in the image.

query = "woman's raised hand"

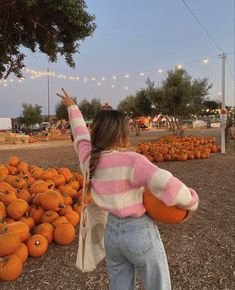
[56,88,76,108]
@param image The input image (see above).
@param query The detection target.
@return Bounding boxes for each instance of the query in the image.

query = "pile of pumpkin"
[136,135,221,162]
[0,157,91,282]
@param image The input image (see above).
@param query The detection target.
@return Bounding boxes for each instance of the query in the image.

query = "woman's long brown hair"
[89,110,129,185]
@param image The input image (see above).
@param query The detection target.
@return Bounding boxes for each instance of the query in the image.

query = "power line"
[181,0,224,53]
[226,59,235,81]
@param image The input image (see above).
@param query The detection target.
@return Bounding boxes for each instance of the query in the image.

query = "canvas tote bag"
[76,166,108,272]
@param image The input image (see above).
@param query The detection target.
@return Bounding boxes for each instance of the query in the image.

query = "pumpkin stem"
[59,204,66,209]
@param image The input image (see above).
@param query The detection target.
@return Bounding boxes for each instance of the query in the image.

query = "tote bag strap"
[80,161,90,235]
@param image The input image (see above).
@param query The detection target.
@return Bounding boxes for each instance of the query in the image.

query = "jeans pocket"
[122,224,153,257]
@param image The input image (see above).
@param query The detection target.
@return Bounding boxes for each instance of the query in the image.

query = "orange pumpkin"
[58,184,78,199]
[0,254,23,281]
[16,189,31,203]
[58,168,73,182]
[5,175,26,189]
[52,174,66,187]
[17,162,29,173]
[59,205,73,216]
[63,211,80,227]
[31,168,43,179]
[29,181,53,195]
[54,222,75,245]
[0,232,21,256]
[0,191,17,206]
[26,234,48,257]
[29,204,45,224]
[68,180,80,191]
[52,216,69,228]
[40,170,54,181]
[39,190,65,211]
[35,223,54,244]
[40,210,59,224]
[7,199,29,220]
[73,202,83,216]
[0,182,16,192]
[0,201,6,219]
[143,189,187,224]
[62,193,73,206]
[15,242,28,263]
[8,157,19,167]
[7,165,18,175]
[19,214,35,231]
[3,221,30,242]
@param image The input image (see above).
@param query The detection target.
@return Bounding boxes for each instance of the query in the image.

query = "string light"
[1,54,225,90]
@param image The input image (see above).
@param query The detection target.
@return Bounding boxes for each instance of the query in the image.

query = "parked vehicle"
[0,117,12,131]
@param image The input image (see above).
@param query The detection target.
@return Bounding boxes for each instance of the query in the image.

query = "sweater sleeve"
[67,105,91,173]
[133,154,199,211]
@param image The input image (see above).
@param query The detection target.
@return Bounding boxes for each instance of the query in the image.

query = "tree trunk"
[166,116,184,137]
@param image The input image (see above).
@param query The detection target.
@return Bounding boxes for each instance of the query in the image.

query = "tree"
[200,100,220,116]
[151,68,212,136]
[19,103,42,132]
[78,98,102,119]
[0,0,96,79]
[117,95,141,136]
[55,97,77,121]
[90,98,102,115]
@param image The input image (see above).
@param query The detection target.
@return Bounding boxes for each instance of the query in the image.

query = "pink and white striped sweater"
[68,105,199,218]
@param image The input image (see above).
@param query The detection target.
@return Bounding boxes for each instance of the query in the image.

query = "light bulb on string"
[112,76,117,80]
[124,86,128,90]
[92,77,96,81]
[97,82,101,86]
[203,58,209,64]
[140,72,145,76]
[102,76,106,81]
[177,64,182,69]
[125,74,129,79]
[111,84,115,88]
[158,69,163,73]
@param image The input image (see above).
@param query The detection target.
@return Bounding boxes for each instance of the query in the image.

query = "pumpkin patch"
[136,135,220,162]
[0,157,90,281]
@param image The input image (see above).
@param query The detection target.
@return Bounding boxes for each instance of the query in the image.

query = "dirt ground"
[0,131,234,290]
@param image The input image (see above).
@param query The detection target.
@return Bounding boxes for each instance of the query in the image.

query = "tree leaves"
[0,0,96,79]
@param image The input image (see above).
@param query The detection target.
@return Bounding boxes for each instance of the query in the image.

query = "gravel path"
[0,135,234,290]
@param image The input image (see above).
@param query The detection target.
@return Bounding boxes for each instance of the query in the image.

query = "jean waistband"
[107,213,151,226]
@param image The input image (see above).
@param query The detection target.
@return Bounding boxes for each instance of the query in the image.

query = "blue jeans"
[104,213,171,290]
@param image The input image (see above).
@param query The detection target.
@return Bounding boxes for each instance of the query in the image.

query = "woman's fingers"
[56,93,65,99]
[61,88,69,98]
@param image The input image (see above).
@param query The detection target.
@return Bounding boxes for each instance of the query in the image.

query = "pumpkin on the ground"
[7,199,29,220]
[54,222,75,245]
[0,254,23,281]
[3,221,30,242]
[15,242,28,263]
[0,232,21,256]
[26,234,48,257]
[35,223,54,244]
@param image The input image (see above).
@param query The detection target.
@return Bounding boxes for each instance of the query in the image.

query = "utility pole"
[219,53,227,154]
[47,66,50,118]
